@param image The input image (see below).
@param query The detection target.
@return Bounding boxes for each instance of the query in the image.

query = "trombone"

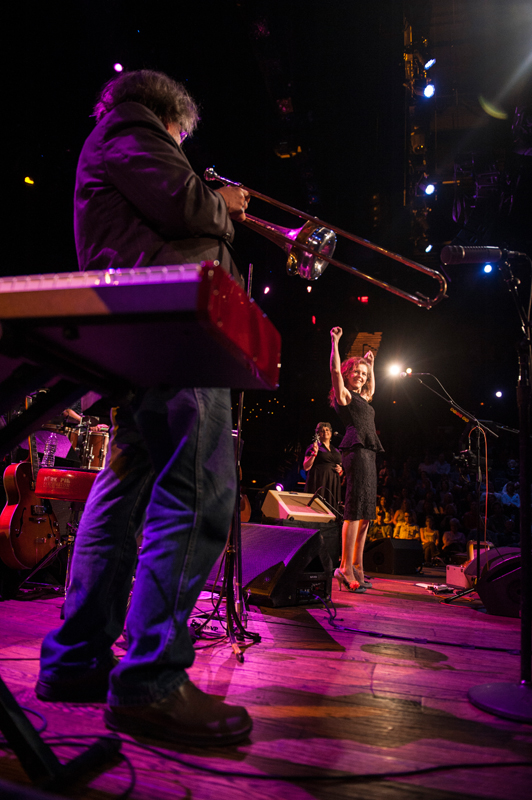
[205,167,448,309]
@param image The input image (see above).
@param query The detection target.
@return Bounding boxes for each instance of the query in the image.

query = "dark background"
[10,0,532,489]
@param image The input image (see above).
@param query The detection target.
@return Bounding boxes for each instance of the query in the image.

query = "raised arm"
[362,349,375,400]
[330,327,351,406]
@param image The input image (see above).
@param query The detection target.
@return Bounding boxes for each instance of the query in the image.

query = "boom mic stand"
[469,255,531,722]
[401,372,496,596]
[441,245,532,722]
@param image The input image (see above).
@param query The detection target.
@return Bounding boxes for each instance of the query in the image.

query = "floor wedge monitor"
[261,490,335,524]
[206,523,333,607]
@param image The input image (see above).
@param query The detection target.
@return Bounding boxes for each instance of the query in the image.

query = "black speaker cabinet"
[464,546,521,578]
[475,553,521,618]
[261,517,342,567]
[363,538,423,575]
[206,523,333,607]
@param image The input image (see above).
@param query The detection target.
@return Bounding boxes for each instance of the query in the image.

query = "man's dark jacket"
[74,101,237,275]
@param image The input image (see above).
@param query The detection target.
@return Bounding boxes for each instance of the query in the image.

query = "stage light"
[263,286,270,294]
[275,483,284,491]
[406,368,412,374]
[113,63,124,72]
[424,83,435,98]
[495,391,502,398]
[307,285,312,292]
[483,264,493,273]
[24,176,34,185]
[425,244,433,253]
[424,58,436,70]
[357,296,369,303]
[417,177,436,196]
[389,364,402,376]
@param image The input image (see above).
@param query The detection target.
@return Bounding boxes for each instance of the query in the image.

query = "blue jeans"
[39,387,235,705]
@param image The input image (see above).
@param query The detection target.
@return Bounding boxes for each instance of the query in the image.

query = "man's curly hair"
[93,69,200,136]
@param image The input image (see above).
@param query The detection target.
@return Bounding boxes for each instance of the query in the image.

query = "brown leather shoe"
[104,680,252,746]
[36,655,119,703]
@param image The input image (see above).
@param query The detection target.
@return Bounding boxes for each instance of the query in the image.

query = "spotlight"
[389,364,402,376]
[495,391,502,398]
[113,63,124,72]
[483,264,493,273]
[264,286,270,294]
[424,57,436,70]
[425,244,433,253]
[307,285,312,292]
[423,83,435,98]
[275,483,284,491]
[417,177,436,196]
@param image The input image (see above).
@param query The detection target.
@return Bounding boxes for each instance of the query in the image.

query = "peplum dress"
[334,393,384,521]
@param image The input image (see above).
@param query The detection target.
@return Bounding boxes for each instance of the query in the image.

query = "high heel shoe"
[353,568,372,588]
[333,568,367,593]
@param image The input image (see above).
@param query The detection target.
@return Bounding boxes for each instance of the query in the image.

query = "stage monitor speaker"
[206,523,332,607]
[475,553,521,618]
[464,546,521,577]
[261,490,335,524]
[363,538,423,575]
[261,517,342,568]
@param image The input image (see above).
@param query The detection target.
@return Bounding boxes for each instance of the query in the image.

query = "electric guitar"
[0,399,60,570]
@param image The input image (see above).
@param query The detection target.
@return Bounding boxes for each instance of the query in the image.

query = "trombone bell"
[243,214,336,280]
[287,222,337,280]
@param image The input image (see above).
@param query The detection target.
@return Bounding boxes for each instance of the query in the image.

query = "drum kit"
[36,416,109,594]
[41,415,109,471]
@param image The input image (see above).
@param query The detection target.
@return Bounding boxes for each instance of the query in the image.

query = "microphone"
[440,245,528,266]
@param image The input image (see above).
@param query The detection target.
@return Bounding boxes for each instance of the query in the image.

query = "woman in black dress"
[330,326,383,592]
[303,422,343,510]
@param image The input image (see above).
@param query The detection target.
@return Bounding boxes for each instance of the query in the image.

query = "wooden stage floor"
[0,571,531,799]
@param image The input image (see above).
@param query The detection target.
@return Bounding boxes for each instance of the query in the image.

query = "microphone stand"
[403,374,496,596]
[193,265,260,662]
[466,252,532,722]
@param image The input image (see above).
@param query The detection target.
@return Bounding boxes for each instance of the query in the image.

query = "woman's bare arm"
[330,327,351,406]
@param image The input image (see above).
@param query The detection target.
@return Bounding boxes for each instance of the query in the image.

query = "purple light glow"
[113,63,124,73]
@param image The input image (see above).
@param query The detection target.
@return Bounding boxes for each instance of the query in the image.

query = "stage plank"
[0,576,530,800]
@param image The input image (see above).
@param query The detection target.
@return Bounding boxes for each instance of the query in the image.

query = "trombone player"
[36,69,252,746]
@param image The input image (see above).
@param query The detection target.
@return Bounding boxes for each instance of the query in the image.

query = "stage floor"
[0,570,531,799]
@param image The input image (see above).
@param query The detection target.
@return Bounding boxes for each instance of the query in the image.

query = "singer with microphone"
[329,327,384,592]
[303,422,343,511]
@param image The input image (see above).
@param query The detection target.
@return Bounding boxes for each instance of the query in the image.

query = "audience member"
[441,518,466,558]
[394,512,420,540]
[420,515,439,562]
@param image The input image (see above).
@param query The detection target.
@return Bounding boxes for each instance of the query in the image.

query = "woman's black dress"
[334,393,384,521]
[304,443,343,509]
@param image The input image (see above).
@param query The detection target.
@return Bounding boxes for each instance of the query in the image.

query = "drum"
[80,428,109,471]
